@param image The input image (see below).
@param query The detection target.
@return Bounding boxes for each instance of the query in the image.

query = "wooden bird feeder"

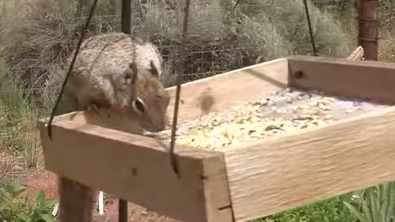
[39,55,395,222]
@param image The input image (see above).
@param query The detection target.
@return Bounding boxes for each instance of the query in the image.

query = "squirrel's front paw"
[86,105,112,118]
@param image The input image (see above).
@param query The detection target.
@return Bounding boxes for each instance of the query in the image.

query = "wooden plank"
[288,56,395,104]
[39,117,233,222]
[47,110,144,134]
[225,105,395,222]
[165,58,288,123]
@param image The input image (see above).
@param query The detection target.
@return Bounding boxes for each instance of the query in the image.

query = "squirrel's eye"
[132,97,146,113]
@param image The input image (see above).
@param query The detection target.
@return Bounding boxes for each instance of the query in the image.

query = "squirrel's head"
[125,61,170,132]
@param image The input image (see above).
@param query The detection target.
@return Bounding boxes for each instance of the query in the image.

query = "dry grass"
[0,0,353,99]
[379,31,395,62]
[0,73,44,180]
[0,151,24,180]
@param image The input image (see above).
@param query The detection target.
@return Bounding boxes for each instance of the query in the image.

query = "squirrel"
[46,32,171,222]
[46,32,170,133]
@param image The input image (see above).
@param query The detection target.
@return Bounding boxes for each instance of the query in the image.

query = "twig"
[99,191,104,215]
[347,46,364,60]
[52,203,59,216]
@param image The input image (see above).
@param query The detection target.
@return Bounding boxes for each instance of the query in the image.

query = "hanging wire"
[169,0,192,177]
[46,0,99,140]
[303,0,317,56]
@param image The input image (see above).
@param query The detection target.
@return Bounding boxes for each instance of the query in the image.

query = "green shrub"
[344,181,395,222]
[236,0,352,57]
[0,180,58,222]
[251,196,356,222]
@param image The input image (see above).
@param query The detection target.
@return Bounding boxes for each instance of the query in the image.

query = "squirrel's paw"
[86,104,111,118]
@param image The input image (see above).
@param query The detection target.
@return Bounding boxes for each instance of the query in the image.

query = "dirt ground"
[23,171,181,222]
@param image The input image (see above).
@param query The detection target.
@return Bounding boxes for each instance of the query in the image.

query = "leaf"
[0,202,6,211]
[41,198,58,209]
[6,181,25,198]
[368,187,379,222]
[361,194,373,222]
[16,212,30,222]
[380,184,389,221]
[344,201,367,222]
[40,214,55,222]
[390,182,395,220]
[35,190,45,206]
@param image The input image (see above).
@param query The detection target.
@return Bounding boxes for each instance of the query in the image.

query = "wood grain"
[49,110,144,134]
[288,56,395,104]
[165,58,288,123]
[39,116,233,222]
[225,106,395,222]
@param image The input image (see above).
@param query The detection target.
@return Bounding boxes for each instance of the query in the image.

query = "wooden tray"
[39,56,395,222]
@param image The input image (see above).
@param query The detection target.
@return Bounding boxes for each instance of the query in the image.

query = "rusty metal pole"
[121,0,131,34]
[357,0,379,61]
[119,2,131,222]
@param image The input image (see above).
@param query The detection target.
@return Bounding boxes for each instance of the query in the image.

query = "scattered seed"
[153,88,390,150]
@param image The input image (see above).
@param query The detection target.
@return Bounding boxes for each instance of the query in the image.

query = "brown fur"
[46,32,170,133]
[49,33,170,222]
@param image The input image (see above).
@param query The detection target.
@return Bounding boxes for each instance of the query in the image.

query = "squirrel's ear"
[125,62,138,85]
[149,60,159,78]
